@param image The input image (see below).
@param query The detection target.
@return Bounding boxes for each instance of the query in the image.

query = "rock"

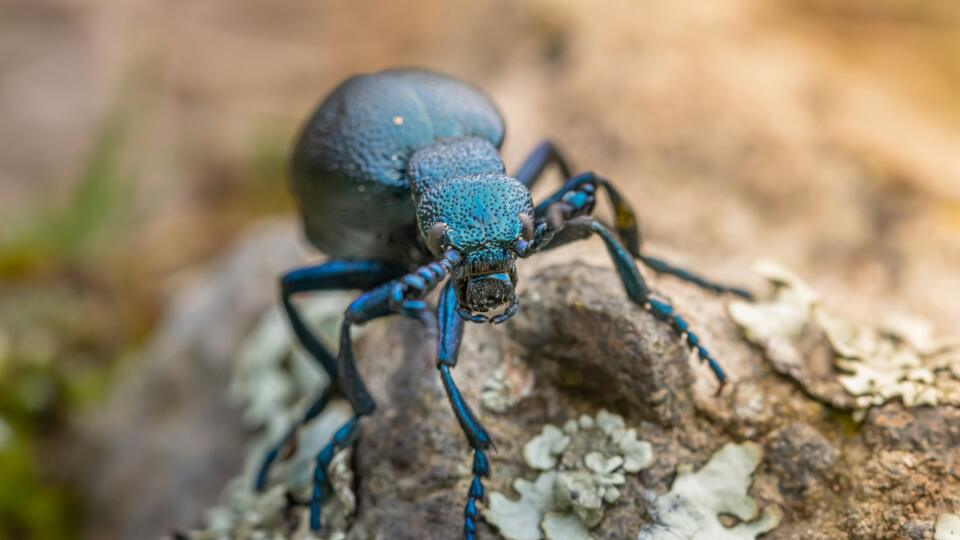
[72,219,312,540]
[860,405,960,455]
[509,264,697,427]
[842,404,960,539]
[76,220,960,539]
[764,423,838,499]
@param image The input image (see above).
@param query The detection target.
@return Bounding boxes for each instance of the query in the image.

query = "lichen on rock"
[822,310,960,417]
[187,293,360,540]
[484,409,654,540]
[636,442,781,540]
[729,261,960,419]
[936,514,960,540]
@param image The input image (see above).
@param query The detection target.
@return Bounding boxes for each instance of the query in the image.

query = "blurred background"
[1,0,959,538]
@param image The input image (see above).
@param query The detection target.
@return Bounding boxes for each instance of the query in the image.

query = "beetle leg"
[579,172,751,299]
[304,277,447,531]
[255,260,406,491]
[388,249,462,317]
[514,140,573,189]
[635,253,752,299]
[532,216,729,390]
[437,280,492,540]
[530,171,752,299]
[441,365,492,540]
[438,280,466,366]
[306,415,360,530]
[254,384,333,491]
[280,260,407,378]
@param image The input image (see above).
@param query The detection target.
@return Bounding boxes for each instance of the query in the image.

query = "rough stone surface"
[509,264,698,428]
[76,221,960,539]
[71,220,313,539]
[764,423,838,499]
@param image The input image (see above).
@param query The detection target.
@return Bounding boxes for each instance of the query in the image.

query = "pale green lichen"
[523,424,571,470]
[189,293,359,540]
[821,310,960,417]
[729,261,960,420]
[542,512,592,540]
[637,442,781,540]
[482,361,535,413]
[481,367,515,413]
[727,261,818,345]
[487,472,559,540]
[936,513,960,540]
[485,409,653,540]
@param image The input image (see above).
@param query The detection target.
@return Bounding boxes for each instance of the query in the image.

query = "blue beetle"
[255,68,751,538]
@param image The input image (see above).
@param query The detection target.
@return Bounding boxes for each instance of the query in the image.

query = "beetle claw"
[457,305,488,323]
[489,294,518,324]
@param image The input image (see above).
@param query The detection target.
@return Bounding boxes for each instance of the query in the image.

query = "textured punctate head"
[416,174,535,322]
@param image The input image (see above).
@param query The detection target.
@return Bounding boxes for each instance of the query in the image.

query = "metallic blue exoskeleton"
[256,68,751,539]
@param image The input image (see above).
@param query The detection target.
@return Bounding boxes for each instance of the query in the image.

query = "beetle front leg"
[388,249,463,318]
[528,216,729,390]
[437,280,492,540]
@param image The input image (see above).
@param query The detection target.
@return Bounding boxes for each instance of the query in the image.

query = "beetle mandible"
[254,68,751,539]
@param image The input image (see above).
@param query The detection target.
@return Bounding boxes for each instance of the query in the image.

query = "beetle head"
[416,175,533,323]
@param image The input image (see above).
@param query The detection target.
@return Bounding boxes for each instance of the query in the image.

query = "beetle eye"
[427,222,451,255]
[512,238,529,256]
[519,213,534,241]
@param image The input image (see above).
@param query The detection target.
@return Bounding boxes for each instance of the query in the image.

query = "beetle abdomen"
[291,68,505,264]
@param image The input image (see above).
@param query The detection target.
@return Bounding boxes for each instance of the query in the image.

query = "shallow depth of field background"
[1,1,959,538]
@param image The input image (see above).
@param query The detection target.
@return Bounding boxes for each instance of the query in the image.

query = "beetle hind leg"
[636,253,752,300]
[254,384,335,490]
[306,415,361,530]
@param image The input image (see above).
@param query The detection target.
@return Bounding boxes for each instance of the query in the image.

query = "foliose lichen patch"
[729,261,960,420]
[636,442,781,540]
[936,514,960,540]
[188,294,359,540]
[484,409,654,540]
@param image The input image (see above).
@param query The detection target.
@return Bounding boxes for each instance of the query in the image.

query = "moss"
[0,435,78,540]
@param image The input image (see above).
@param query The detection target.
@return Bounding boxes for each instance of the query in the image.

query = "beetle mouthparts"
[464,272,513,312]
[456,292,519,324]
